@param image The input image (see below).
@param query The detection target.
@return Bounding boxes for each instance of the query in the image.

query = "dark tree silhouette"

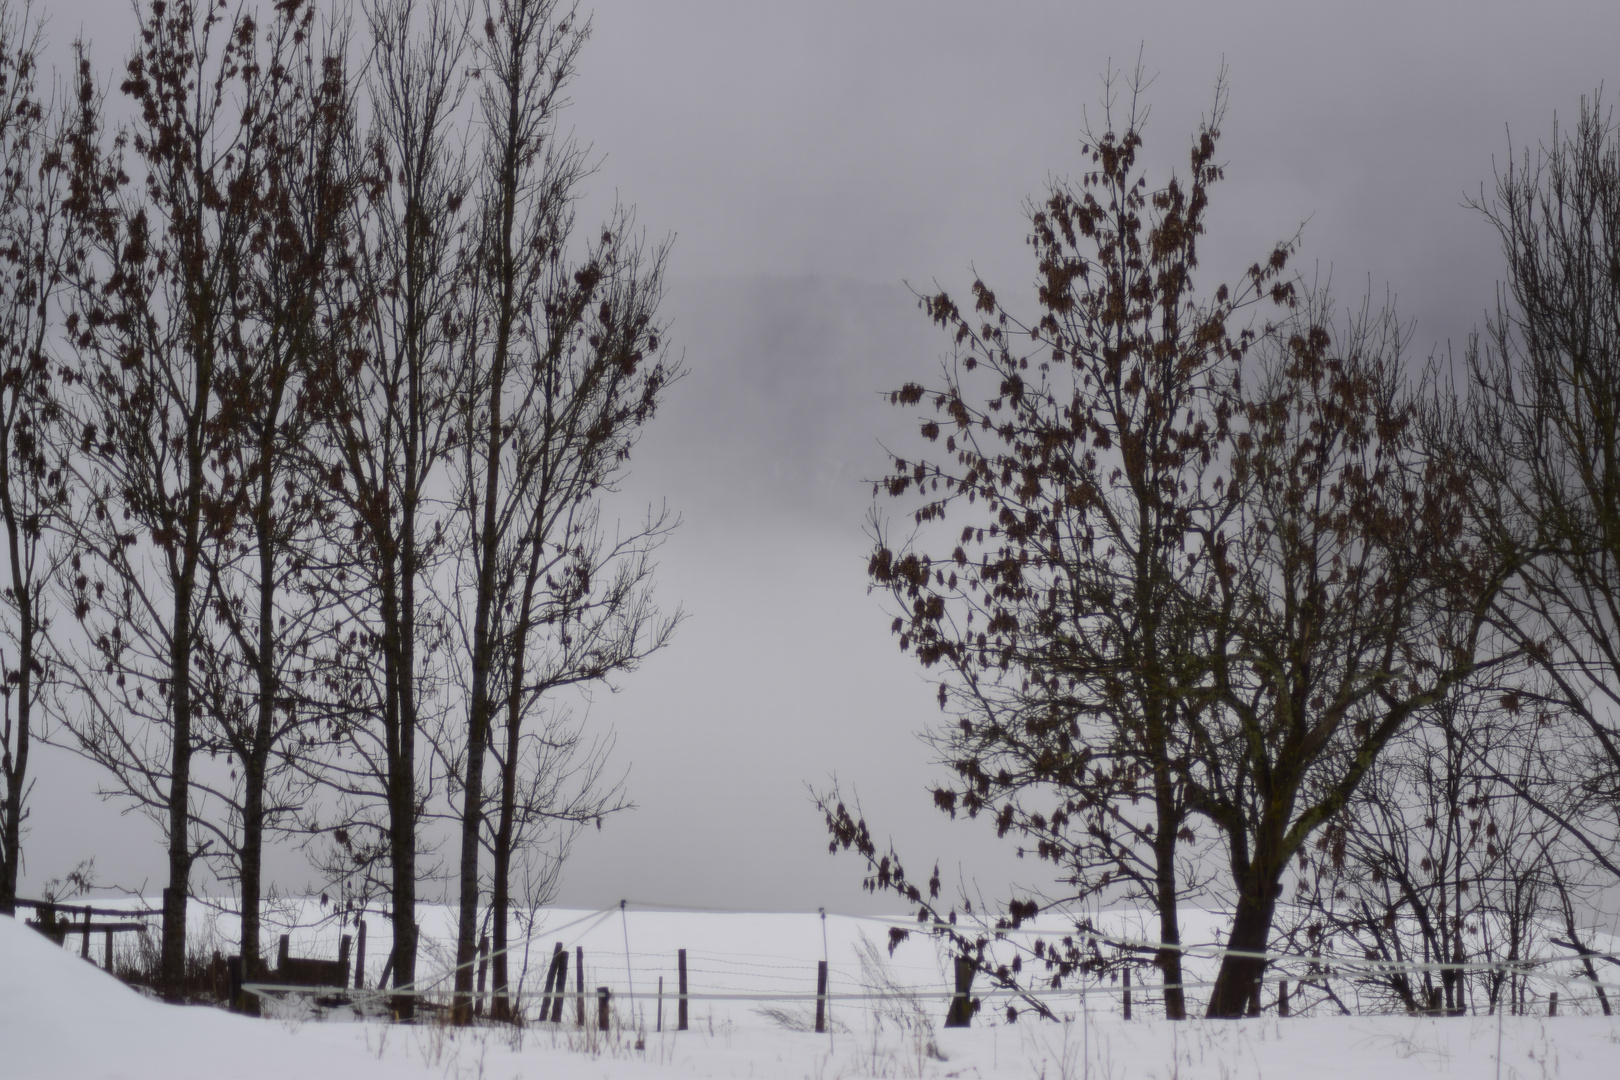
[189,0,357,990]
[304,0,470,1019]
[1193,292,1500,1014]
[1465,92,1620,900]
[59,0,285,1000]
[0,1,74,918]
[448,0,677,1023]
[856,75,1293,1020]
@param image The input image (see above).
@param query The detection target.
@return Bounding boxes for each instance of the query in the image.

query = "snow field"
[6,907,1620,1078]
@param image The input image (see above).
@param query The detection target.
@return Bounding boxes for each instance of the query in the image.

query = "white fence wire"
[22,893,1619,1020]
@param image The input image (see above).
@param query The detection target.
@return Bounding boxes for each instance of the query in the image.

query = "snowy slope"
[0,913,470,1079]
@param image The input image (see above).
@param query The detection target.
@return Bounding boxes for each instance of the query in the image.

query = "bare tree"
[448,0,677,1022]
[187,0,357,988]
[1280,689,1530,1016]
[58,0,280,1000]
[1191,289,1502,1016]
[1465,92,1620,901]
[0,1,73,916]
[305,0,470,1018]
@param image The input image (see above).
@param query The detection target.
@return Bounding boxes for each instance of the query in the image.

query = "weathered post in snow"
[575,946,586,1026]
[354,920,367,989]
[597,986,610,1031]
[944,956,975,1027]
[677,948,689,1030]
[227,954,243,1012]
[1123,967,1132,1020]
[550,947,570,1022]
[815,960,828,1033]
[539,946,558,1017]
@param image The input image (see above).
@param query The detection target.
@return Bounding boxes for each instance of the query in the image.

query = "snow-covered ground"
[4,909,1619,1079]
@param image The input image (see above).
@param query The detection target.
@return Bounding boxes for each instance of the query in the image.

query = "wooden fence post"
[554,942,567,1018]
[1278,979,1290,1017]
[377,947,395,991]
[677,948,688,1031]
[277,934,290,977]
[944,956,975,1027]
[554,947,566,1022]
[104,928,115,972]
[815,960,828,1033]
[1123,967,1132,1020]
[1549,992,1559,1017]
[597,986,610,1031]
[80,906,92,959]
[575,946,585,1026]
[539,946,558,1017]
[227,954,243,1012]
[354,920,367,989]
[541,947,561,1022]
[339,935,352,989]
[657,975,664,1032]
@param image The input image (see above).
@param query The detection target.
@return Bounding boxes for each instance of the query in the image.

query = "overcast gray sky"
[22,0,1620,914]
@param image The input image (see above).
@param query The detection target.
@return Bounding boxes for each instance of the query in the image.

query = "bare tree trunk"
[382,557,420,1019]
[488,690,524,1021]
[235,403,277,989]
[160,316,213,1002]
[1207,870,1280,1018]
[1152,782,1187,1020]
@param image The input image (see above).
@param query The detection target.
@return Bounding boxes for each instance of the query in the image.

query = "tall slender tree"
[0,1,73,917]
[307,0,469,1017]
[1465,93,1620,899]
[60,0,278,1000]
[190,0,357,987]
[449,0,677,1023]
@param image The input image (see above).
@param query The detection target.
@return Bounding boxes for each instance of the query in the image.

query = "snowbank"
[0,914,453,1080]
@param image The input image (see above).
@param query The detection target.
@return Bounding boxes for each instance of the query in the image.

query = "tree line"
[826,70,1620,1019]
[0,0,678,1021]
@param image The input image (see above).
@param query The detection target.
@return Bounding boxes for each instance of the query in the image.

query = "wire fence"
[237,900,1620,1023]
[19,893,1620,1023]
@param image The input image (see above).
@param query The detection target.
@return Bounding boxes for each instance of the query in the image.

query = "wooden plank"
[11,897,161,919]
